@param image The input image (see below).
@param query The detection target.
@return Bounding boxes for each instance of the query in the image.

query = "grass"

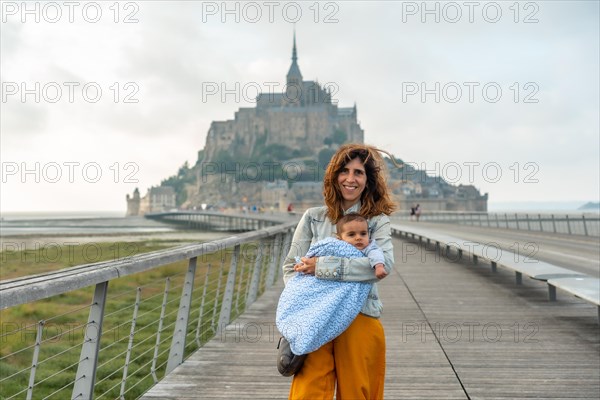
[0,239,276,399]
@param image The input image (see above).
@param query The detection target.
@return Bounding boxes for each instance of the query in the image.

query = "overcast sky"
[1,0,598,213]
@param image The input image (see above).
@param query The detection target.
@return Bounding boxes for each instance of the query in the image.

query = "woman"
[282,143,397,399]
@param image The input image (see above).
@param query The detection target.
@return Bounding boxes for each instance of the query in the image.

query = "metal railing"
[0,221,296,399]
[393,211,600,237]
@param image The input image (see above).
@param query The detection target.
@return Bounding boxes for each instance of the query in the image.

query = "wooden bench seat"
[547,276,600,318]
[391,224,598,322]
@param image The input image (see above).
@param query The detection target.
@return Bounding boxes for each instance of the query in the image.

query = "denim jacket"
[282,203,394,318]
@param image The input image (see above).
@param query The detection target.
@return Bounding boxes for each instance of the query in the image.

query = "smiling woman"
[281,143,397,399]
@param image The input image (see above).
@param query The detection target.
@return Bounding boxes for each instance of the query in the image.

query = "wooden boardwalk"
[141,236,600,399]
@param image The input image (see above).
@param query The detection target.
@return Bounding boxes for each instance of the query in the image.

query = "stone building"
[125,188,141,216]
[126,186,176,216]
[202,33,363,163]
[260,180,289,212]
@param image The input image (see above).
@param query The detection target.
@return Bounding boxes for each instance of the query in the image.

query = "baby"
[334,213,387,279]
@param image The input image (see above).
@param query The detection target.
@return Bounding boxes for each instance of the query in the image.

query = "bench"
[391,224,599,322]
[547,276,600,319]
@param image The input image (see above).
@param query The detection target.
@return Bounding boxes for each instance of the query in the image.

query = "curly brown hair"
[323,143,397,222]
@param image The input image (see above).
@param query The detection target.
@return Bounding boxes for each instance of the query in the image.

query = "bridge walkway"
[141,235,600,399]
[390,220,600,277]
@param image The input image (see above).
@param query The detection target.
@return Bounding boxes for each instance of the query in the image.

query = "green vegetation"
[0,239,274,399]
[161,161,196,205]
[323,129,347,148]
[332,128,347,145]
[318,148,336,170]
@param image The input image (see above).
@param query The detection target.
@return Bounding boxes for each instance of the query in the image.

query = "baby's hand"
[294,257,317,275]
[374,264,388,279]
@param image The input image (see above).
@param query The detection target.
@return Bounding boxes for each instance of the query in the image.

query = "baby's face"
[339,220,369,250]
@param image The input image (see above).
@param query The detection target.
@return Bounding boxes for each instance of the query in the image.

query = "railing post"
[244,253,255,300]
[266,234,282,287]
[217,244,240,330]
[120,287,142,399]
[282,231,292,264]
[538,214,543,232]
[72,281,109,400]
[526,214,531,231]
[234,254,246,314]
[552,214,557,233]
[246,241,264,306]
[211,263,224,331]
[166,257,197,374]
[566,215,572,235]
[152,278,171,383]
[195,266,211,347]
[582,215,589,236]
[26,321,44,400]
[276,232,292,282]
[515,213,519,230]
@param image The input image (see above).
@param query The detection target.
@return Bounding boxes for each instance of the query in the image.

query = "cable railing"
[0,220,296,399]
[393,211,600,236]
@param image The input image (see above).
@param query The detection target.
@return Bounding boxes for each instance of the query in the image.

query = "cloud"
[0,102,48,137]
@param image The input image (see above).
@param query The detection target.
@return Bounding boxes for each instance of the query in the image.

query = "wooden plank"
[389,236,599,399]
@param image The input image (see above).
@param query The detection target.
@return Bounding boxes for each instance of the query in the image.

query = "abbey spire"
[286,29,303,86]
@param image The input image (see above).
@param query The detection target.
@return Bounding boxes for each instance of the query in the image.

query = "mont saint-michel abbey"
[126,35,487,215]
[203,33,363,163]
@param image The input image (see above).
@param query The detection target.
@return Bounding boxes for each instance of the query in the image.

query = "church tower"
[286,30,303,105]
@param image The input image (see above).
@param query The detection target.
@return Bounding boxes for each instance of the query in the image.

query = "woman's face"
[337,157,367,209]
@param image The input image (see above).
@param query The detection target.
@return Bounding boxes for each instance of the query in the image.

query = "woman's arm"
[281,210,314,284]
[314,215,393,283]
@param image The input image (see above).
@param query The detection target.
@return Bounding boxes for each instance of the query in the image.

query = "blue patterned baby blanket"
[276,237,372,355]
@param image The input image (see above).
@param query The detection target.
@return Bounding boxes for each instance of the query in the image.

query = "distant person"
[287,203,294,213]
[415,204,421,221]
[410,205,416,220]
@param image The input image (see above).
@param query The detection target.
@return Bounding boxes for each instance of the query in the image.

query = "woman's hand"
[294,257,317,275]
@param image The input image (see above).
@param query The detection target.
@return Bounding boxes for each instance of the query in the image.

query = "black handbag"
[277,336,307,376]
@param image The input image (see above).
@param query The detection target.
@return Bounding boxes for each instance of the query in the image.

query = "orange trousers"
[288,313,386,400]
